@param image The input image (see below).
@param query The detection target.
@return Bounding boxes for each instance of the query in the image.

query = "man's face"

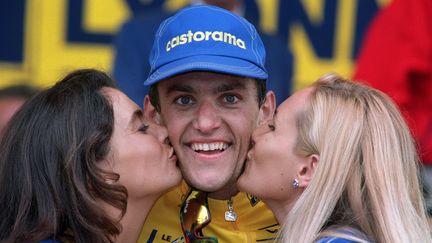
[152,72,264,194]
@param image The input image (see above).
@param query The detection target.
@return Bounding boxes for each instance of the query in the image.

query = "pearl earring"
[292,178,300,189]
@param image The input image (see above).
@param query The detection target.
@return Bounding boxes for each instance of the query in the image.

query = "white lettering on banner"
[166,30,246,51]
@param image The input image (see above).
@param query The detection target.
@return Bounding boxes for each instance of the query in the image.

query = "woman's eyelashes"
[138,124,149,133]
[268,124,275,131]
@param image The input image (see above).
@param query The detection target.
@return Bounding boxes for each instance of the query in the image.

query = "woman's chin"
[236,174,252,194]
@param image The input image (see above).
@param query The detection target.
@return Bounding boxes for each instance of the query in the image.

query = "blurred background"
[0,0,387,89]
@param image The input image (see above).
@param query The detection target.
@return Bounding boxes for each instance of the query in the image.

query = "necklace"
[224,197,237,221]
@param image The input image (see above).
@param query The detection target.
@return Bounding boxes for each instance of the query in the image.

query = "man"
[139,5,278,242]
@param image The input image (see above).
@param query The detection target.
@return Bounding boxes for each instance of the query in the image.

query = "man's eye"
[175,96,193,105]
[224,95,239,104]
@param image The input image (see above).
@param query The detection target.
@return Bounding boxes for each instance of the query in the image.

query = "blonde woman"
[238,73,431,242]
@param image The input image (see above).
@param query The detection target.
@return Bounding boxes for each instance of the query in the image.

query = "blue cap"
[144,5,268,86]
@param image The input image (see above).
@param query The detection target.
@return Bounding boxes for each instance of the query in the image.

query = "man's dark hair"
[0,69,127,243]
[148,75,267,112]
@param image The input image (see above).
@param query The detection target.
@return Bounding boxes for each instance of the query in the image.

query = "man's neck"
[208,185,239,200]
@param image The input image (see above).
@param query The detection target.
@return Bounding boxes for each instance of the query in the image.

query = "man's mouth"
[190,142,229,154]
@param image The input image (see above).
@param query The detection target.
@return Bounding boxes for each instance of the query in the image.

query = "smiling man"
[139,5,277,242]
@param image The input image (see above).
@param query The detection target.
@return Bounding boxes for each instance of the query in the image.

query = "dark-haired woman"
[0,69,181,242]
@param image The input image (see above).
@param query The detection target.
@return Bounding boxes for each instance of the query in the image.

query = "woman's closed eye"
[138,124,149,133]
[268,124,275,131]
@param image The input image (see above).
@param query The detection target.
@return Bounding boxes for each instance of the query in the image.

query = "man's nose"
[192,101,221,134]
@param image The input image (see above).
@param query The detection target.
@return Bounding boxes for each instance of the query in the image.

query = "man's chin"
[185,180,224,192]
[184,178,240,200]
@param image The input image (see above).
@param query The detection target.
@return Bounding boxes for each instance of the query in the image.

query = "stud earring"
[292,178,300,189]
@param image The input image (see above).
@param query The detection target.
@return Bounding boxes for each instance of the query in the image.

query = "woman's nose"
[150,122,169,144]
[253,121,272,138]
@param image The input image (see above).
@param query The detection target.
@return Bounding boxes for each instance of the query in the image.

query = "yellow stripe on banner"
[164,0,188,12]
[291,0,356,91]
[31,0,113,87]
[84,0,130,33]
[256,0,278,34]
[301,0,325,23]
[0,0,391,89]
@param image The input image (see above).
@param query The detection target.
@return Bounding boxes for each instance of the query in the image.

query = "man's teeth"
[191,142,228,152]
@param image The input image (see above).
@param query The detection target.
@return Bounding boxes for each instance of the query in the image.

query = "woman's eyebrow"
[129,109,143,127]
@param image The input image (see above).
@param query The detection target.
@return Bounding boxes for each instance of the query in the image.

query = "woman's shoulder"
[316,226,372,243]
[316,236,361,243]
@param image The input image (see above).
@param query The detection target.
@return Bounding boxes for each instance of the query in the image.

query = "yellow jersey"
[138,181,279,243]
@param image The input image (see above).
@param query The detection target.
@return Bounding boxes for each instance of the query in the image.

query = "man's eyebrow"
[129,109,143,127]
[166,83,195,94]
[216,81,246,93]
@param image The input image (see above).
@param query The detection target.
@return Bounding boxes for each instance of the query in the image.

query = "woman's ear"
[144,95,162,125]
[96,159,116,184]
[298,154,319,188]
[258,91,276,126]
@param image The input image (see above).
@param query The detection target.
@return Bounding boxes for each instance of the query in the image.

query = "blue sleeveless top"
[316,227,372,243]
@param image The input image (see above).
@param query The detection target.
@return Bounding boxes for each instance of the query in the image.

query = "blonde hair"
[279,73,431,242]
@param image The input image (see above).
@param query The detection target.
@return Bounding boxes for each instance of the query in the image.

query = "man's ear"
[298,154,319,188]
[258,91,276,126]
[144,95,162,124]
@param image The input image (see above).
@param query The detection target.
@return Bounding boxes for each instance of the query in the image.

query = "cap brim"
[144,55,268,86]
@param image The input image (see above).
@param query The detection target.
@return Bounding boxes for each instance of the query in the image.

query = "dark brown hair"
[0,69,127,242]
